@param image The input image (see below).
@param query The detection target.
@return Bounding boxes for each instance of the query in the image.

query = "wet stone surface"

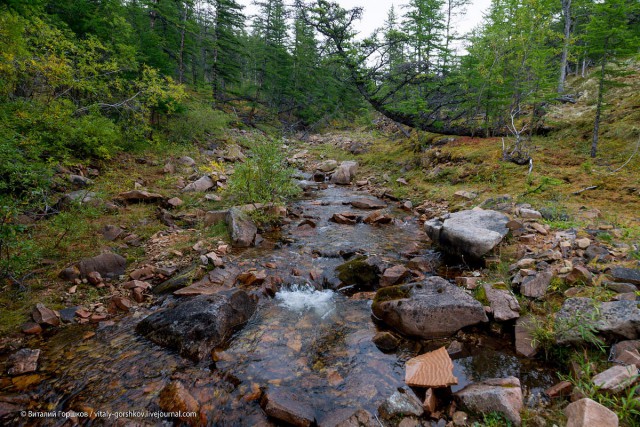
[0,184,555,426]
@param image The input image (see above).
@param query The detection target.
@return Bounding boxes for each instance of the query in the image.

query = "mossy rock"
[335,256,380,287]
[373,284,412,304]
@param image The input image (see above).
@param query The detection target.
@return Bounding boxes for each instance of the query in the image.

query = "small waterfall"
[275,284,335,317]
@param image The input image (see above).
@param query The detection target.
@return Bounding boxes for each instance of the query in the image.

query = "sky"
[236,0,493,40]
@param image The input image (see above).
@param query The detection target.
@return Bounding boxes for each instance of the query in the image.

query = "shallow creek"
[4,182,555,426]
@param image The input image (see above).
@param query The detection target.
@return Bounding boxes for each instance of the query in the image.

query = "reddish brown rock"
[380,265,409,287]
[363,210,393,225]
[330,213,359,225]
[456,276,480,290]
[21,322,42,335]
[238,270,267,286]
[423,388,438,415]
[111,296,132,312]
[261,389,315,427]
[86,271,103,286]
[564,398,618,427]
[545,381,573,398]
[32,303,60,327]
[565,266,593,286]
[405,347,458,388]
[132,287,145,303]
[159,381,200,424]
[7,349,40,375]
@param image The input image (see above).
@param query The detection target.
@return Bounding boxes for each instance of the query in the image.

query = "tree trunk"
[178,6,187,84]
[591,55,606,158]
[558,0,571,93]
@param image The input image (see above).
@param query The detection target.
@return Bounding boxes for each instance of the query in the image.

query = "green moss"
[373,285,411,304]
[335,256,379,286]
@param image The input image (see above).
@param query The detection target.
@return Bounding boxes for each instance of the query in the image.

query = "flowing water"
[1,182,555,426]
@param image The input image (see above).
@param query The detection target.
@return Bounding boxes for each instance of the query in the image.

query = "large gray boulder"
[136,289,256,361]
[226,208,257,248]
[555,298,640,344]
[330,161,357,185]
[424,209,509,259]
[372,277,488,338]
[454,377,524,426]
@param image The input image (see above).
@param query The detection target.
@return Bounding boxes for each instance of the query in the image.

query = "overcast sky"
[236,0,493,39]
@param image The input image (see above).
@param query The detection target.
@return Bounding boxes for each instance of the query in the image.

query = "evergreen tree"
[583,0,639,157]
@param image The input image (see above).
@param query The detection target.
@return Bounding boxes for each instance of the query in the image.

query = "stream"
[3,180,555,426]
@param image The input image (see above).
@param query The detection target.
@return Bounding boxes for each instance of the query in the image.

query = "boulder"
[605,282,637,294]
[32,303,60,327]
[564,398,618,427]
[424,209,509,259]
[227,208,257,248]
[182,175,215,193]
[350,198,386,210]
[136,289,256,361]
[378,387,424,420]
[609,267,640,286]
[454,377,523,426]
[77,253,126,279]
[317,159,338,172]
[555,298,640,344]
[521,271,553,299]
[372,277,488,339]
[260,389,315,427]
[330,161,357,185]
[592,365,638,393]
[7,349,40,375]
[482,283,520,321]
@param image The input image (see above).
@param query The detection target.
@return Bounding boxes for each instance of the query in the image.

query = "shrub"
[165,104,230,144]
[226,138,300,206]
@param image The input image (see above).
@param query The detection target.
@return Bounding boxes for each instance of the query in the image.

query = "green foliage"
[226,138,300,206]
[472,411,513,427]
[165,104,230,144]
[562,354,640,426]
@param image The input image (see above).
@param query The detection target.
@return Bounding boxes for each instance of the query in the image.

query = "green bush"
[165,104,230,144]
[226,137,300,206]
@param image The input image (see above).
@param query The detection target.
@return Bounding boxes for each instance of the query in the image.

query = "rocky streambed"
[0,173,565,426]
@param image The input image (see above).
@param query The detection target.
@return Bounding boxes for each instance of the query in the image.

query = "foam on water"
[275,284,335,317]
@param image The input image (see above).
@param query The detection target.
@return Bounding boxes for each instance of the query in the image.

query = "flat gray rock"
[372,277,488,338]
[556,298,640,344]
[454,377,523,426]
[425,209,509,259]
